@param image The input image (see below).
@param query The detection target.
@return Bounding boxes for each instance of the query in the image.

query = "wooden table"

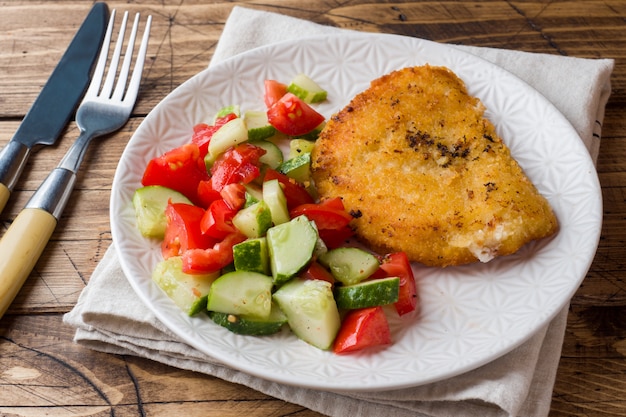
[1,1,624,415]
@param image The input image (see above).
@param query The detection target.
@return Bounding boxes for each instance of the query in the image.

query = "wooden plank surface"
[1,1,625,416]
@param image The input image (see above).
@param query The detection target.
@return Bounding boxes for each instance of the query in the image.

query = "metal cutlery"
[0,3,109,213]
[0,9,152,319]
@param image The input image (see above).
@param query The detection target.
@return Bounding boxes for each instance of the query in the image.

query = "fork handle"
[0,167,76,319]
[0,208,57,318]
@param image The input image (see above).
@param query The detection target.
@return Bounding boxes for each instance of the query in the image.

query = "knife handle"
[0,208,57,318]
[0,184,9,214]
[0,141,31,213]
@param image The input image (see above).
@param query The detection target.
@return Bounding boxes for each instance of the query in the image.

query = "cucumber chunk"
[263,179,290,225]
[209,302,287,336]
[289,139,316,159]
[267,215,318,286]
[287,73,327,103]
[243,183,263,207]
[232,200,272,238]
[254,140,284,169]
[208,117,248,158]
[318,247,380,285]
[244,110,276,141]
[152,257,219,316]
[278,153,311,184]
[334,277,400,309]
[133,185,192,239]
[233,237,270,275]
[206,270,273,319]
[273,278,340,350]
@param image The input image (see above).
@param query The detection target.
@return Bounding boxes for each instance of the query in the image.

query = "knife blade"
[0,2,109,213]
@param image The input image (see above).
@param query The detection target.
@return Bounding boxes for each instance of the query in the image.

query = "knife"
[0,3,109,213]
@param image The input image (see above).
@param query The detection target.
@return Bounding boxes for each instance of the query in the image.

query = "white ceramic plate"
[111,33,602,392]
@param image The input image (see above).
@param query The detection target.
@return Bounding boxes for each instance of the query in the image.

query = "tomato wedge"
[379,252,418,316]
[267,93,325,136]
[290,198,353,230]
[200,199,238,239]
[210,143,265,191]
[162,202,216,259]
[263,80,287,108]
[181,232,247,274]
[333,307,391,354]
[300,261,335,285]
[196,179,221,208]
[142,143,210,207]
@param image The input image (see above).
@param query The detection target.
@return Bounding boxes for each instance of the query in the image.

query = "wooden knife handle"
[0,208,57,319]
[0,183,9,214]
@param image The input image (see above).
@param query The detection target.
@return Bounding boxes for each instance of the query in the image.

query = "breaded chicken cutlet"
[311,65,558,267]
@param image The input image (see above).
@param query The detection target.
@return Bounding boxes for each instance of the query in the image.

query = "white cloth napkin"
[64,6,614,417]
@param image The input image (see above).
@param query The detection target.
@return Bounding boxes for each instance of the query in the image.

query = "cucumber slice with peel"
[133,185,192,239]
[318,247,380,285]
[267,215,318,286]
[152,257,219,316]
[273,278,341,350]
[287,73,327,103]
[244,110,276,141]
[263,179,290,226]
[254,140,284,169]
[233,237,270,275]
[334,277,400,309]
[208,117,248,159]
[209,302,287,336]
[232,200,272,238]
[278,153,311,184]
[206,270,273,319]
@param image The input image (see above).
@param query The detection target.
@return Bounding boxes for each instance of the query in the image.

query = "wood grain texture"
[1,1,625,416]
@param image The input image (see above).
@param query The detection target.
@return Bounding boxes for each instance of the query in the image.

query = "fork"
[0,10,151,319]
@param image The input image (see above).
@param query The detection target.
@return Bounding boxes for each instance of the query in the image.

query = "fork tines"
[88,9,152,105]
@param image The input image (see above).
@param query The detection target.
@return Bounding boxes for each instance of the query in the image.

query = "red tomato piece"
[220,182,247,211]
[318,225,354,249]
[196,179,221,208]
[181,232,247,274]
[264,80,287,108]
[162,202,216,259]
[210,143,265,191]
[142,143,210,206]
[263,169,314,209]
[333,307,391,354]
[200,199,238,239]
[300,261,335,285]
[192,113,238,157]
[267,93,325,136]
[290,198,353,230]
[379,252,418,316]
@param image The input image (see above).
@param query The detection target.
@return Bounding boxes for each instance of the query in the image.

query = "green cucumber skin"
[273,278,341,350]
[278,153,311,183]
[233,238,270,275]
[334,277,400,310]
[206,270,274,319]
[209,302,287,336]
[232,201,272,238]
[287,73,327,103]
[152,257,219,316]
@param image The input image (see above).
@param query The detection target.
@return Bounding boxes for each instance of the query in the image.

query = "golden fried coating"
[311,65,558,267]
